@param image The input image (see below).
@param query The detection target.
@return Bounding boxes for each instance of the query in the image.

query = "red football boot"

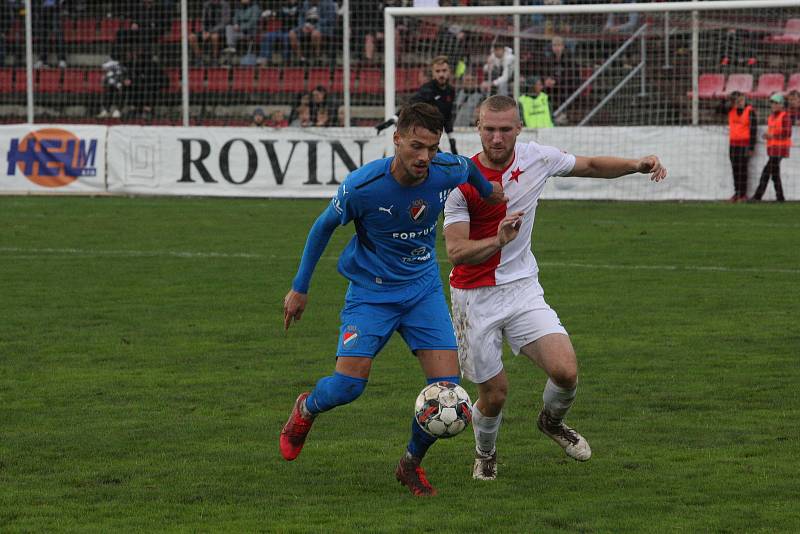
[395,454,437,496]
[280,392,315,461]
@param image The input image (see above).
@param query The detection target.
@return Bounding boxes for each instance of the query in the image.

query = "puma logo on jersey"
[378,205,394,216]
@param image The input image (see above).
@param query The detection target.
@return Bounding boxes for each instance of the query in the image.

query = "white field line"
[589,219,800,229]
[1,247,799,275]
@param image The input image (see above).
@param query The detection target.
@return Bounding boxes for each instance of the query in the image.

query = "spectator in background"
[604,0,639,34]
[33,0,66,68]
[351,0,385,63]
[482,40,514,96]
[786,90,800,125]
[126,48,168,120]
[453,72,483,128]
[537,35,579,120]
[518,76,553,128]
[267,109,289,127]
[289,0,337,65]
[225,0,261,56]
[97,59,126,119]
[717,91,756,203]
[314,106,331,127]
[310,85,332,124]
[114,0,172,60]
[189,0,231,65]
[751,93,791,203]
[258,0,300,65]
[290,92,313,127]
[251,107,267,126]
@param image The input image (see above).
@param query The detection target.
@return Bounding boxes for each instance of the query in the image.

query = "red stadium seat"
[721,73,753,97]
[166,68,181,93]
[99,18,124,42]
[688,73,724,99]
[36,69,61,93]
[64,19,97,43]
[308,68,331,91]
[86,69,104,94]
[0,69,12,94]
[281,67,306,93]
[751,73,785,99]
[786,73,800,93]
[232,67,256,92]
[331,68,356,94]
[768,18,800,43]
[62,69,86,93]
[256,68,281,93]
[164,19,201,42]
[396,67,422,93]
[357,68,383,95]
[189,68,205,92]
[13,69,27,93]
[206,67,230,92]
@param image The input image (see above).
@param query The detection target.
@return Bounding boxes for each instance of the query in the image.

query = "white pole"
[691,0,699,126]
[384,9,396,123]
[664,11,670,69]
[513,0,520,101]
[181,0,189,127]
[343,0,351,127]
[24,0,33,124]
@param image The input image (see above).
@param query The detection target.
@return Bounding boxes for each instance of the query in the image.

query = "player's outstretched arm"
[444,212,524,265]
[283,204,340,331]
[568,155,667,182]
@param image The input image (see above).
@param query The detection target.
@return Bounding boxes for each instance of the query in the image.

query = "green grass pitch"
[1,197,798,532]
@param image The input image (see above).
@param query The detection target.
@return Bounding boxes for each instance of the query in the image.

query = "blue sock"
[406,375,461,458]
[305,372,368,415]
[427,375,460,385]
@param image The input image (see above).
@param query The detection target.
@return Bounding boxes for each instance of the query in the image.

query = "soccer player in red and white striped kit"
[443,95,667,480]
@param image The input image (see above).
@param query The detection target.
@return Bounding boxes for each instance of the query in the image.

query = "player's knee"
[482,383,508,412]
[550,364,577,389]
[308,372,368,413]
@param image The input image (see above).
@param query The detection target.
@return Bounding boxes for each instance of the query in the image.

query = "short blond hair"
[431,55,450,67]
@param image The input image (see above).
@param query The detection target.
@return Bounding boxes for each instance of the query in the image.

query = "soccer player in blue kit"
[280,102,506,496]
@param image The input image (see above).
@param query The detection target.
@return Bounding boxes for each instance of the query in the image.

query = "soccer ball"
[414,381,472,438]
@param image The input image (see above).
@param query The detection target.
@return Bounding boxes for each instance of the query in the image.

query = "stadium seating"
[36,70,61,94]
[751,73,785,99]
[62,69,87,93]
[332,69,356,94]
[786,73,800,93]
[308,68,332,91]
[768,18,800,43]
[357,69,383,95]
[281,68,306,93]
[396,67,423,93]
[189,68,205,93]
[0,69,12,94]
[232,68,256,93]
[206,68,230,93]
[690,73,725,99]
[255,68,281,93]
[86,70,104,94]
[720,73,753,97]
[13,69,27,93]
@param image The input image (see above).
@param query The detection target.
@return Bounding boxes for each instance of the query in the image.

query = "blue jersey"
[331,153,473,300]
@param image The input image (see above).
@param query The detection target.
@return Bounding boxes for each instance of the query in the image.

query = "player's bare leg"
[395,349,460,496]
[471,370,507,480]
[521,334,591,461]
[280,357,371,461]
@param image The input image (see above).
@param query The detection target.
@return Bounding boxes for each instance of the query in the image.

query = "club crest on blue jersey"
[342,325,360,349]
[408,199,429,224]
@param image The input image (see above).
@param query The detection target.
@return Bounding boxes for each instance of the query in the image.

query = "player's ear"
[393,130,400,147]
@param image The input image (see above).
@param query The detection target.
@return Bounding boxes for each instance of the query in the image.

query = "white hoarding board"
[107,126,383,198]
[0,124,107,194]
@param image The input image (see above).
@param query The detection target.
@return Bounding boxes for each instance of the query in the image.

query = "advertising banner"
[0,125,107,194]
[107,126,383,198]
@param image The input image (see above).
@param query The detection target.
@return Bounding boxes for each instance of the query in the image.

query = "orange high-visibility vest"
[729,106,752,144]
[767,111,791,150]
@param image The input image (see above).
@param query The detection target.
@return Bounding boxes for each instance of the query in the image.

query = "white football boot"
[537,410,591,461]
[472,448,497,480]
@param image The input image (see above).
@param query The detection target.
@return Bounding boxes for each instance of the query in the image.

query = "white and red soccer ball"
[414,382,472,438]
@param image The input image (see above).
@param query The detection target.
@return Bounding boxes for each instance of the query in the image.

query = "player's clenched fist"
[495,211,525,247]
[636,155,667,182]
[283,289,308,331]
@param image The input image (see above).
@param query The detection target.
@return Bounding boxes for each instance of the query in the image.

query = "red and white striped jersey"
[444,141,575,289]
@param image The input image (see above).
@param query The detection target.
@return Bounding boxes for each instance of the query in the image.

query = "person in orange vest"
[718,91,757,202]
[751,93,791,202]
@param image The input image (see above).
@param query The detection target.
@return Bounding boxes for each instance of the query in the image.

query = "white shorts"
[450,277,568,384]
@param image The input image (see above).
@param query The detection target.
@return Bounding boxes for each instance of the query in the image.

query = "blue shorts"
[336,282,457,358]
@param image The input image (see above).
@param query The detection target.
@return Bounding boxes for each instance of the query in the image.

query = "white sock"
[472,403,502,455]
[542,379,577,421]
